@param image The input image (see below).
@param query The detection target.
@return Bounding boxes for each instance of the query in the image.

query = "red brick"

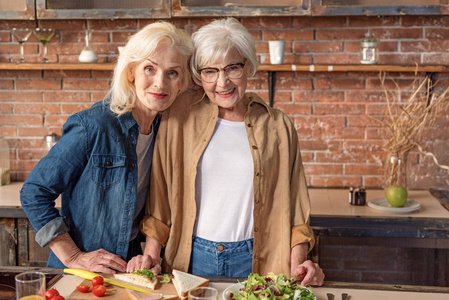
[43,91,91,103]
[263,29,314,41]
[315,78,365,90]
[348,16,400,27]
[18,149,47,160]
[423,53,449,64]
[293,42,343,53]
[44,70,92,79]
[242,17,292,29]
[14,103,60,114]
[92,92,107,102]
[316,29,366,40]
[38,20,85,31]
[44,115,70,127]
[345,40,398,52]
[371,28,422,39]
[0,127,16,137]
[89,19,138,30]
[294,91,344,102]
[0,115,42,126]
[345,91,390,103]
[274,103,311,115]
[304,163,343,175]
[366,128,389,140]
[425,28,449,39]
[0,103,12,113]
[63,79,110,91]
[16,79,61,91]
[18,127,53,137]
[294,16,346,28]
[402,15,449,27]
[0,80,13,90]
[15,138,45,149]
[364,176,384,187]
[345,164,383,176]
[276,76,312,90]
[267,91,292,103]
[314,103,365,115]
[61,104,92,114]
[311,176,362,188]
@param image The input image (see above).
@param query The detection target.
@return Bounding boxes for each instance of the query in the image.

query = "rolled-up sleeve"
[20,115,86,246]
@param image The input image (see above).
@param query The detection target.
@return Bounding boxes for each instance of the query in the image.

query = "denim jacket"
[20,100,159,268]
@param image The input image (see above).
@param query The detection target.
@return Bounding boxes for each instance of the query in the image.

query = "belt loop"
[247,238,254,256]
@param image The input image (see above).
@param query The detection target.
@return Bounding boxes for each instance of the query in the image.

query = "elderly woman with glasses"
[134,17,324,285]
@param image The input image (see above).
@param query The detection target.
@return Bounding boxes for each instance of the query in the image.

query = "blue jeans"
[190,236,253,278]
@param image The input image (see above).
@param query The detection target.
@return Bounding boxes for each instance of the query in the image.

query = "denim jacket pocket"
[92,154,126,189]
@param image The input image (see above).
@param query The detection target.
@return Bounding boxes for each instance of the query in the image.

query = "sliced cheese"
[114,273,158,290]
[172,269,209,299]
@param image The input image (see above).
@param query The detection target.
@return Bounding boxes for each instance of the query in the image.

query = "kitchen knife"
[64,268,153,294]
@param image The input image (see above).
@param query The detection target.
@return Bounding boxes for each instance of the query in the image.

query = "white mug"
[269,41,286,64]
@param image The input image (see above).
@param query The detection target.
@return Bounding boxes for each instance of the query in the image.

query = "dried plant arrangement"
[376,72,449,205]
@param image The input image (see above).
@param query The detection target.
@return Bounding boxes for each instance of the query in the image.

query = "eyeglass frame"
[197,61,246,83]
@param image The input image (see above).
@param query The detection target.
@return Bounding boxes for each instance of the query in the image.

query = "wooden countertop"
[1,182,448,219]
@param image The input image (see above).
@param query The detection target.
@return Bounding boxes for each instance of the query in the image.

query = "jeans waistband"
[192,236,253,256]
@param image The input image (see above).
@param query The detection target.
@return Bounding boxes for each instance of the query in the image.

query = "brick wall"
[0,16,448,188]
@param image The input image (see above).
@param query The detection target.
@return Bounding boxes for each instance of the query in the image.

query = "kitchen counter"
[1,182,447,219]
[1,267,449,300]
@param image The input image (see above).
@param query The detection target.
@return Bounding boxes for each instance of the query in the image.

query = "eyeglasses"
[197,62,245,83]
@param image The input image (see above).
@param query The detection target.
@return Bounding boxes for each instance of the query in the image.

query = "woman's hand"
[72,249,127,274]
[49,233,127,274]
[126,254,161,274]
[291,260,325,286]
[291,243,325,286]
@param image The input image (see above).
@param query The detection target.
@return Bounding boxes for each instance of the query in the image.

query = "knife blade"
[64,268,153,294]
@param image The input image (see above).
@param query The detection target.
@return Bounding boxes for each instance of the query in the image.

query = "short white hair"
[190,18,258,86]
[109,21,193,116]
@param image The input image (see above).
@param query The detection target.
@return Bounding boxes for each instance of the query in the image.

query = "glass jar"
[79,29,98,63]
[43,133,60,154]
[360,33,379,65]
[384,153,407,189]
[0,137,11,186]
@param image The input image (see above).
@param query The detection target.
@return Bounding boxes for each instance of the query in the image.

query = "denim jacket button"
[106,161,112,166]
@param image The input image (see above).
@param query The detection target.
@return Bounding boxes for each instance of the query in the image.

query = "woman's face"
[130,44,184,113]
[200,48,248,118]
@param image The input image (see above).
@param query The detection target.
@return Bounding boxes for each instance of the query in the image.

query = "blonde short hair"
[109,21,194,116]
[190,18,258,86]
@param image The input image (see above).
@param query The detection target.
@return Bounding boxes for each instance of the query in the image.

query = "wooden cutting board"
[68,275,179,300]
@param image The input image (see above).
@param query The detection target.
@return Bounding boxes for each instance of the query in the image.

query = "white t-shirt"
[193,117,254,242]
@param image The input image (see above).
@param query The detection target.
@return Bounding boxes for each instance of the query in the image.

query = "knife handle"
[64,268,102,280]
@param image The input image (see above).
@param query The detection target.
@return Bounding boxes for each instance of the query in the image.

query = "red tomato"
[92,285,107,297]
[45,289,60,300]
[76,284,90,293]
[92,276,104,287]
[52,296,65,300]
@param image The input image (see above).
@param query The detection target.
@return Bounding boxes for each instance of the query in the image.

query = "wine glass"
[33,28,55,63]
[11,28,32,63]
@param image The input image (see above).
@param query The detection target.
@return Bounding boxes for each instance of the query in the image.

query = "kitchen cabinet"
[0,218,50,267]
[35,0,170,19]
[1,0,448,19]
[0,0,34,20]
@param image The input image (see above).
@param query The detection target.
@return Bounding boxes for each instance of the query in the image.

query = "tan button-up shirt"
[141,90,315,277]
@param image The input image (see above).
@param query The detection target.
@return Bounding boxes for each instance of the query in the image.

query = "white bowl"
[222,283,244,300]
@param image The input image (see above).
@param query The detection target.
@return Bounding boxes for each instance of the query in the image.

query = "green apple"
[386,185,408,207]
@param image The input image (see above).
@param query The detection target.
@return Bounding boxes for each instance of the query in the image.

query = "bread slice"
[113,273,158,290]
[172,270,209,299]
[124,289,163,300]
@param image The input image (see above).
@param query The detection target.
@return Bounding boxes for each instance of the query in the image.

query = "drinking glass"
[188,287,218,300]
[11,28,32,63]
[33,28,55,63]
[15,271,46,300]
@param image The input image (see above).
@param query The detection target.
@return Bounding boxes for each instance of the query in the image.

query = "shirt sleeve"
[287,116,316,251]
[20,114,87,247]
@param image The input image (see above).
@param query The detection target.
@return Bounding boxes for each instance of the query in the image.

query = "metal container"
[360,33,379,65]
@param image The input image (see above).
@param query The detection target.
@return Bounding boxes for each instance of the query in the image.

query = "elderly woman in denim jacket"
[20,22,193,274]
[134,18,325,285]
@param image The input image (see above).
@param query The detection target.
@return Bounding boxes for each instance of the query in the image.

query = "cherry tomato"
[52,296,65,300]
[45,289,60,300]
[92,276,104,287]
[92,285,107,297]
[76,284,90,293]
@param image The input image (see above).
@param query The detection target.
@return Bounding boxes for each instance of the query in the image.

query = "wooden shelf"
[1,63,448,72]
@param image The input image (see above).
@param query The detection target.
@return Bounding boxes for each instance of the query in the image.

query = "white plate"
[368,198,421,213]
[223,283,244,300]
[222,283,316,300]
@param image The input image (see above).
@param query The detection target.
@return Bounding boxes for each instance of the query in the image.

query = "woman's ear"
[127,67,135,82]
